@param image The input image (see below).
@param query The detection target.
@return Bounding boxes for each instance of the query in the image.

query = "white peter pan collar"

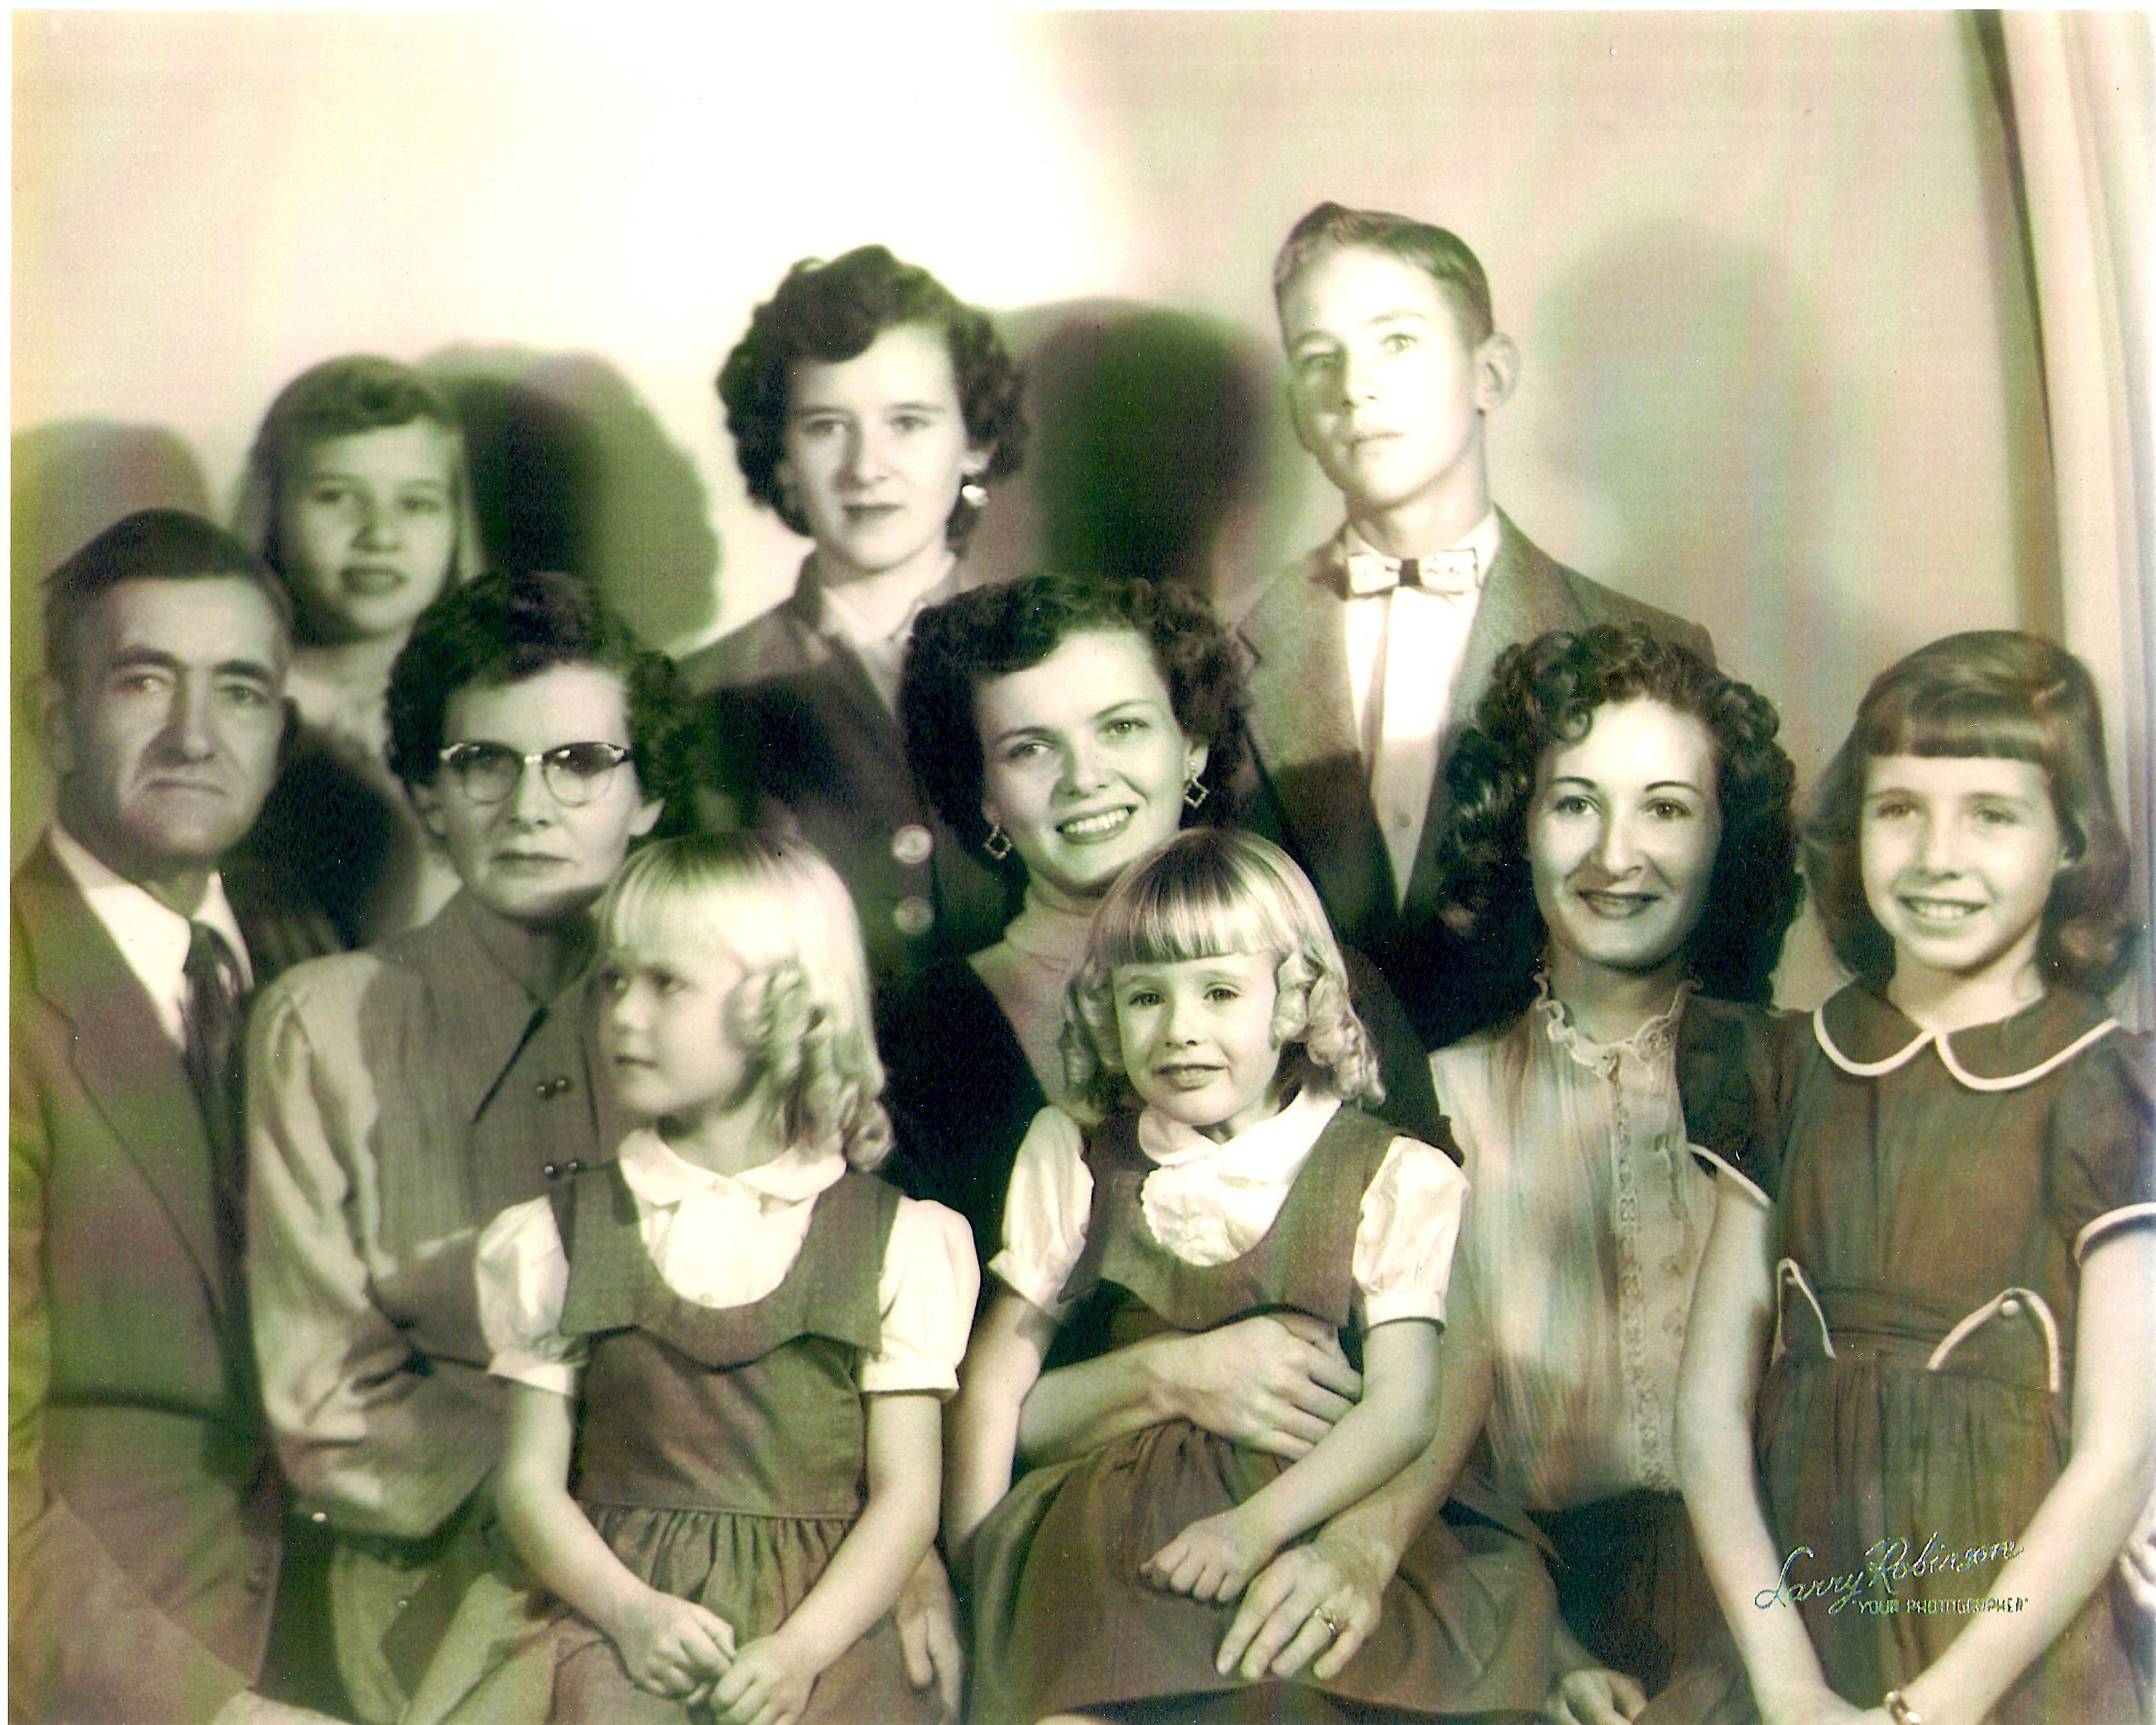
[617,1126,846,1210]
[1135,1079,1344,1184]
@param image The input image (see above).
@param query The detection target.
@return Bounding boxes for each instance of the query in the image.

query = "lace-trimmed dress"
[964,1085,1556,1724]
[1434,982,1738,1704]
[1690,985,2154,1723]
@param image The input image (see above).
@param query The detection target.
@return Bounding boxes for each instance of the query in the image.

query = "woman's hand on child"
[1215,1530,1385,1682]
[709,1632,821,1725]
[607,1587,734,1701]
[1538,1665,1647,1725]
[1759,1690,1876,1725]
[893,1548,964,1714]
[1143,1508,1274,1602]
[1164,1313,1360,1458]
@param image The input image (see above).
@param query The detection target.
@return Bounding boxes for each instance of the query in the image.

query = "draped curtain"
[1996,12,2155,1026]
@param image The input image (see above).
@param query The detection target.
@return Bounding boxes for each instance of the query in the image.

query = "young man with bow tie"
[1235,201,1713,1048]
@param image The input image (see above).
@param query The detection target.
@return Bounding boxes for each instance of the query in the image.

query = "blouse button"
[534,1077,573,1100]
[1999,1295,2024,1317]
[542,1162,561,1181]
[893,896,934,937]
[310,1509,329,1525]
[891,824,934,866]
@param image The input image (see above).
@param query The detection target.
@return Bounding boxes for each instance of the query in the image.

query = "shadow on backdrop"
[1534,231,1839,1005]
[1532,226,1839,708]
[11,420,213,862]
[422,347,721,651]
[986,300,1304,613]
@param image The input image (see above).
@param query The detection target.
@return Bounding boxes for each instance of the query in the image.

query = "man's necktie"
[183,921,248,1274]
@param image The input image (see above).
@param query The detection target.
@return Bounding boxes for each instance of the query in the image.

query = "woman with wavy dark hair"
[883,574,1558,1714]
[684,244,1028,989]
[1419,623,1802,1725]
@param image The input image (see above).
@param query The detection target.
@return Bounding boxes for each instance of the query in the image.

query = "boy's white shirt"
[992,1080,1464,1330]
[476,1125,978,1397]
[1341,507,1503,901]
[46,819,252,1047]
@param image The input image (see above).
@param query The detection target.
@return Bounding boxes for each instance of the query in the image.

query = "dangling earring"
[1183,768,1209,811]
[959,477,990,510]
[984,823,1013,860]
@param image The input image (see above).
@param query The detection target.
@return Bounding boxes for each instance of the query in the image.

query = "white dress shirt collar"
[46,820,252,1044]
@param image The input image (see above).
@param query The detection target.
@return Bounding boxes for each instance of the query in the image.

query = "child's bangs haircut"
[1805,630,2136,994]
[1272,201,1495,345]
[600,832,893,1169]
[233,355,484,613]
[1062,829,1382,1117]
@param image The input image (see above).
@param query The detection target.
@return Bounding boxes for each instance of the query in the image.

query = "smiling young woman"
[1421,623,1802,1724]
[683,246,1027,992]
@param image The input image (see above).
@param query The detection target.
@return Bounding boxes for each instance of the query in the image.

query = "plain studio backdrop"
[13,10,2151,1013]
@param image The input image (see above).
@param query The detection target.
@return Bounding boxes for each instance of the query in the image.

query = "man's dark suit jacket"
[9,837,282,1724]
[1235,511,1713,1047]
[683,568,1013,988]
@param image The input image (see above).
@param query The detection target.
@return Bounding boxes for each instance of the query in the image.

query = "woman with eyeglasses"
[246,570,691,1725]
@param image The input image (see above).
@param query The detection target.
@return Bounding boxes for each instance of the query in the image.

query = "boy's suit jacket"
[9,837,282,1724]
[682,565,1012,987]
[1235,510,1713,1046]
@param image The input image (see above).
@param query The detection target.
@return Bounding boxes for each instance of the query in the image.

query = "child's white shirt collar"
[1135,1078,1345,1182]
[617,1125,847,1210]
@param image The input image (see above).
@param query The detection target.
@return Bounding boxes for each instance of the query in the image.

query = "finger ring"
[1316,1604,1340,1636]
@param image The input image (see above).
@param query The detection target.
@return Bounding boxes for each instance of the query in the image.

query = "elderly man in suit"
[1237,203,1712,1048]
[9,510,341,1725]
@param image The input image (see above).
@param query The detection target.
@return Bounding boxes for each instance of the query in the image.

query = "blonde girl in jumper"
[469,833,976,1724]
[947,829,1490,1725]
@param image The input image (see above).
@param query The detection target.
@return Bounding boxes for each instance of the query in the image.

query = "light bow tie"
[1343,545,1480,599]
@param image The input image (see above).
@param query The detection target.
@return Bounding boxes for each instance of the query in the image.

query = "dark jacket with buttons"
[10,838,283,1723]
[681,566,1013,990]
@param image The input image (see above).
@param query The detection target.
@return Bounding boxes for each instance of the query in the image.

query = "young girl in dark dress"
[456,834,976,1724]
[1677,632,2153,1725]
[947,830,1524,1725]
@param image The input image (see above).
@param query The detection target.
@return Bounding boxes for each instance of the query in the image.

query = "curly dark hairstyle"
[717,245,1026,552]
[899,573,1246,875]
[1272,201,1495,345]
[1804,630,2137,996]
[1432,624,1802,1024]
[385,569,691,832]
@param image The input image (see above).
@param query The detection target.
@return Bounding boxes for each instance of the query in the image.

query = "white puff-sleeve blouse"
[989,1082,1464,1330]
[476,1127,979,1399]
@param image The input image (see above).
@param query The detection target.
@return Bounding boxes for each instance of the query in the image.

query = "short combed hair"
[899,572,1246,866]
[384,569,689,824]
[1805,630,2137,995]
[717,245,1026,551]
[1062,829,1382,1120]
[1434,625,1802,1026]
[1272,201,1496,345]
[599,832,893,1169]
[42,509,292,691]
[231,354,484,641]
